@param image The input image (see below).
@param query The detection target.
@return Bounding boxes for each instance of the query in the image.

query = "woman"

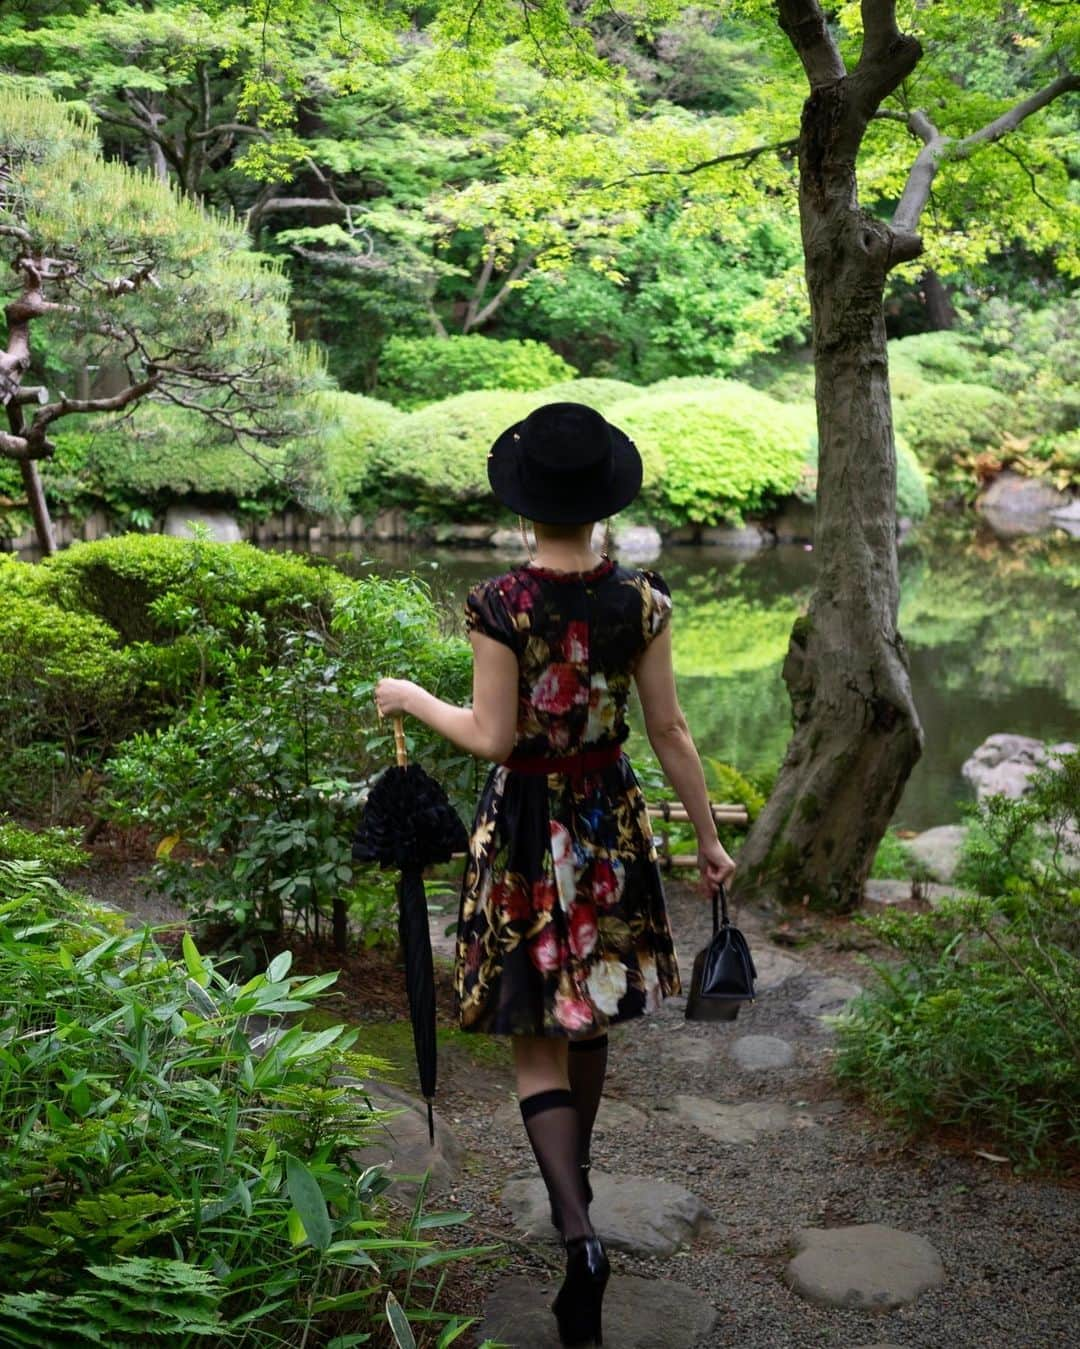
[375,402,736,1347]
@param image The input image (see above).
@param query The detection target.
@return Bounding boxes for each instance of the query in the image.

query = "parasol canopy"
[352,716,467,1142]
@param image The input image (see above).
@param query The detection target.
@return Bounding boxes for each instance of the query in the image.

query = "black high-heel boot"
[550,1161,594,1234]
[553,1234,609,1347]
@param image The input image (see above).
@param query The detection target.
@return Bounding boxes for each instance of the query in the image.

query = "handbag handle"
[711,883,731,936]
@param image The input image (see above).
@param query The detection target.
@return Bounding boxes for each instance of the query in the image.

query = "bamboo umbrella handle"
[393,715,408,768]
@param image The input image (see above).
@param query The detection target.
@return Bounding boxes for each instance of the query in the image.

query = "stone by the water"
[785,1223,945,1310]
[729,1035,795,1070]
[672,1095,796,1145]
[482,1273,718,1348]
[163,505,242,543]
[502,1169,711,1256]
[962,733,1077,801]
[793,977,863,1019]
[906,824,968,881]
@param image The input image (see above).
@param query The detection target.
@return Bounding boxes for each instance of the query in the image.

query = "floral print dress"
[454,557,681,1037]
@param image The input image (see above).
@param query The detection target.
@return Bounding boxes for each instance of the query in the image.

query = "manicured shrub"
[894,434,931,519]
[311,389,403,511]
[37,533,347,644]
[0,589,138,813]
[368,389,540,517]
[609,384,815,525]
[0,862,487,1345]
[375,334,576,409]
[533,377,648,412]
[888,330,987,386]
[834,751,1080,1169]
[894,381,1014,471]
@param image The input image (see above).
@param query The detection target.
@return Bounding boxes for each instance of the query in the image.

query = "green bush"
[895,381,1014,472]
[106,571,472,949]
[0,818,88,872]
[834,751,1080,1168]
[0,861,489,1345]
[368,389,540,517]
[36,534,347,645]
[888,330,988,386]
[609,385,815,525]
[375,334,576,409]
[533,378,648,412]
[310,389,403,512]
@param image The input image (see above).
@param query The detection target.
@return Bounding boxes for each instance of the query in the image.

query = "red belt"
[504,741,624,778]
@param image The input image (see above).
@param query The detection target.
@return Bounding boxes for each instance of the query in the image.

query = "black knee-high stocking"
[568,1034,608,1176]
[519,1088,594,1242]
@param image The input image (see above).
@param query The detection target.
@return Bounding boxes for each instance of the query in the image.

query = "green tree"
[0,87,316,553]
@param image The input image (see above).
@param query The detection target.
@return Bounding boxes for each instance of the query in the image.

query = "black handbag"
[685,884,757,1022]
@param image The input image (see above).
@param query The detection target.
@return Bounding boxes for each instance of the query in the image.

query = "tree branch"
[32,375,162,434]
[601,138,798,189]
[892,72,1080,233]
[850,0,922,116]
[466,250,539,332]
[776,0,845,88]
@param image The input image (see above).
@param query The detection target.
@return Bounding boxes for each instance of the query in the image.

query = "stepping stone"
[493,1096,648,1136]
[730,1035,795,1070]
[502,1169,711,1256]
[347,1080,461,1196]
[794,977,863,1019]
[672,1095,797,1144]
[753,946,804,989]
[482,1273,717,1348]
[906,824,968,881]
[784,1223,945,1310]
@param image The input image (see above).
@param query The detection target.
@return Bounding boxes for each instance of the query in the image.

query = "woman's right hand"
[698,837,736,894]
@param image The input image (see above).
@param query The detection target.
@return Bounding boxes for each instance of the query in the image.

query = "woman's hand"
[374,677,420,719]
[697,837,736,894]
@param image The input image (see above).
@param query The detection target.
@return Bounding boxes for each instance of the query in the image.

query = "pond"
[296,522,1080,832]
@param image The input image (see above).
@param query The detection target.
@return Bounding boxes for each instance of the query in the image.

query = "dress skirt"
[454,751,682,1037]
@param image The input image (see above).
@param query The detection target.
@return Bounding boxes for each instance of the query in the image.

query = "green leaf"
[385,1291,416,1349]
[285,1155,331,1252]
[182,931,208,986]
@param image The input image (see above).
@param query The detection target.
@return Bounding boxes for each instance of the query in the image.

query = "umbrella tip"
[426,1099,435,1146]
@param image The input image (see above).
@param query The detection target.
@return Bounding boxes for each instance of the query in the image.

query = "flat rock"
[794,977,863,1019]
[729,1035,795,1070]
[610,523,662,561]
[482,1274,717,1348]
[348,1080,461,1196]
[962,733,1077,801]
[785,1223,945,1310]
[753,946,804,989]
[672,1095,796,1145]
[494,1096,648,1137]
[977,469,1069,517]
[698,523,768,551]
[502,1169,711,1255]
[862,879,917,908]
[906,823,968,881]
[163,505,241,543]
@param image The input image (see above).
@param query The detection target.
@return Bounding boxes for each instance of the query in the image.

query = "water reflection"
[286,530,1080,829]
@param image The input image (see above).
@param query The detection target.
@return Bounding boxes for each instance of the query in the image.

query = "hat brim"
[487,420,643,524]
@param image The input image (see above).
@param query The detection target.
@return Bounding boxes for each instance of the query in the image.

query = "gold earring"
[518,515,536,560]
[603,519,614,557]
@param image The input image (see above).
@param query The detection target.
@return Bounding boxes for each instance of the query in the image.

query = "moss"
[798,793,820,822]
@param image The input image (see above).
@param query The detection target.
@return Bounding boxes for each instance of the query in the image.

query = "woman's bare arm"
[374,632,519,763]
[634,625,736,888]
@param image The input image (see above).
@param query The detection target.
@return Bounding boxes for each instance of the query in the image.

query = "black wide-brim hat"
[488,401,643,525]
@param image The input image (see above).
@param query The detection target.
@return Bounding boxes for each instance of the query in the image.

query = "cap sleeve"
[641,569,673,642]
[465,578,518,652]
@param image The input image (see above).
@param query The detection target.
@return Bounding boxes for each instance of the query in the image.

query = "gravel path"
[431,880,1080,1348]
[100,863,1079,1347]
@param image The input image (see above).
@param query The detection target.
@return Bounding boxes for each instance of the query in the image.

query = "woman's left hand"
[374,677,419,719]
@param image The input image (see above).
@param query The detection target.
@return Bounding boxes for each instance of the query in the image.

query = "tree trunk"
[6,402,56,555]
[920,268,956,330]
[735,85,924,912]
